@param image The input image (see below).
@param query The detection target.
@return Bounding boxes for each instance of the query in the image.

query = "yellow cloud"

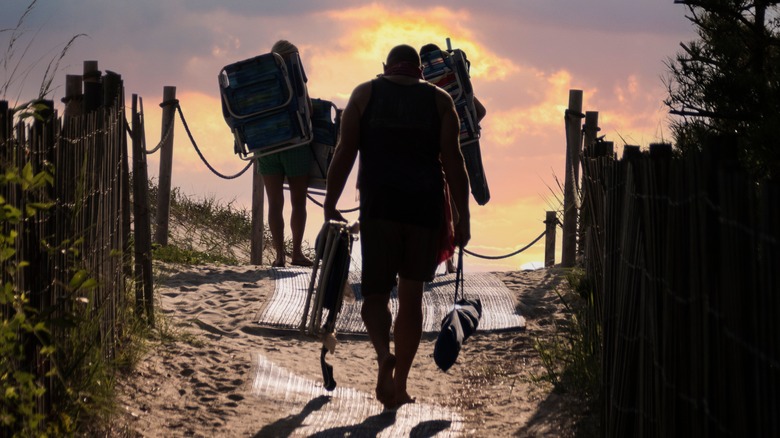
[319,4,519,82]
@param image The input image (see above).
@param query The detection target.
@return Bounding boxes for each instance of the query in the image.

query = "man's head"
[271,40,299,58]
[386,44,421,68]
[419,44,441,56]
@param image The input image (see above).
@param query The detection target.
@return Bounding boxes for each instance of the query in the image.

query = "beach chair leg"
[320,346,336,391]
[313,225,340,332]
[301,258,322,334]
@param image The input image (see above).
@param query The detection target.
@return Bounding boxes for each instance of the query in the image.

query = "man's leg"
[393,276,424,405]
[361,292,395,407]
[262,174,286,267]
[287,174,312,266]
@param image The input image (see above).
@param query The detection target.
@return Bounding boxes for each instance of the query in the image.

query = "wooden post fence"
[579,111,599,259]
[131,94,155,326]
[545,211,557,267]
[562,89,583,267]
[154,86,177,246]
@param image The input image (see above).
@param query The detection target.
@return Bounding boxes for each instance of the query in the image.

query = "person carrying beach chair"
[219,40,316,268]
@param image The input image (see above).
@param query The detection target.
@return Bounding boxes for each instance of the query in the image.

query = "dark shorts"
[360,219,441,296]
[256,145,313,177]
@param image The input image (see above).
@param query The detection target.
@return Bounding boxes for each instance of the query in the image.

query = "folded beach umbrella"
[434,247,482,372]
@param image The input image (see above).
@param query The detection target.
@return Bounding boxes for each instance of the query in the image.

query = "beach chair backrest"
[219,51,313,160]
[421,47,480,146]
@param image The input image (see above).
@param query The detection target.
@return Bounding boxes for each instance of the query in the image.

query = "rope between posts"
[463,229,547,260]
[176,103,252,179]
[305,193,360,213]
[143,109,176,155]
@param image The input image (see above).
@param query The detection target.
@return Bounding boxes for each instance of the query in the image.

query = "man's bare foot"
[291,255,313,267]
[395,392,415,407]
[376,354,396,408]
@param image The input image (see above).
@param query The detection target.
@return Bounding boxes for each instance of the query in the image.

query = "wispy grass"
[532,268,602,436]
[1,0,87,105]
[146,180,314,265]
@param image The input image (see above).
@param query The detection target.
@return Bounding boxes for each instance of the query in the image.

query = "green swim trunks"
[256,144,313,177]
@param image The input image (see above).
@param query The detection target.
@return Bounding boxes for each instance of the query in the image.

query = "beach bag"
[434,247,482,372]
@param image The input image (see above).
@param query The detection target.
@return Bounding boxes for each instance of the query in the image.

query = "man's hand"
[324,206,347,224]
[453,215,471,248]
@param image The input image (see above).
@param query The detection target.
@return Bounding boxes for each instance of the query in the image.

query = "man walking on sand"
[323,44,471,409]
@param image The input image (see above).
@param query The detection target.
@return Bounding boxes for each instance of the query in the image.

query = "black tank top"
[358,77,444,228]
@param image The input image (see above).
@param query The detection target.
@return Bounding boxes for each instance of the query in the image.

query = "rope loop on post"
[159,98,180,108]
[143,109,176,155]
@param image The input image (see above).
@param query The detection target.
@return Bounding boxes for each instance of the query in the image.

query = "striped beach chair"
[421,39,491,205]
[219,52,313,160]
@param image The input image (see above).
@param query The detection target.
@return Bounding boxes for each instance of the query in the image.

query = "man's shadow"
[252,396,453,437]
[253,395,331,437]
[307,410,397,437]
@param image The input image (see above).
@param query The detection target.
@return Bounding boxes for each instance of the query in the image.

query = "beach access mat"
[257,267,525,334]
[251,353,463,437]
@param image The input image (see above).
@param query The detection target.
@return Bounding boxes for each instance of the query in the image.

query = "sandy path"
[109,264,584,437]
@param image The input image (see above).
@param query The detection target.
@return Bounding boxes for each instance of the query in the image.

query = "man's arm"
[436,88,471,247]
[323,82,370,221]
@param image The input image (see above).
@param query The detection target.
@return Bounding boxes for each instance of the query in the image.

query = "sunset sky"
[2,1,695,271]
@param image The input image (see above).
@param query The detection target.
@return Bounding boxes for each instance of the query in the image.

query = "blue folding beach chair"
[219,51,313,160]
[421,39,491,205]
[301,220,359,391]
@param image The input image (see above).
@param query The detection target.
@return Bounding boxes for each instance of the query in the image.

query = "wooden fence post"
[251,161,265,265]
[562,90,583,267]
[154,86,177,246]
[0,101,9,147]
[63,75,83,120]
[83,61,101,113]
[131,94,155,327]
[545,211,557,267]
[579,111,599,258]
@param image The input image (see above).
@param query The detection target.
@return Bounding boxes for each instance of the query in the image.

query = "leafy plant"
[0,163,69,436]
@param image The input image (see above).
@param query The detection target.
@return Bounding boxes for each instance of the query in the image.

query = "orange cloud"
[485,70,575,148]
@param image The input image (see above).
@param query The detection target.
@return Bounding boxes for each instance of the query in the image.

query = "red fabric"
[437,183,456,264]
[383,61,423,79]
